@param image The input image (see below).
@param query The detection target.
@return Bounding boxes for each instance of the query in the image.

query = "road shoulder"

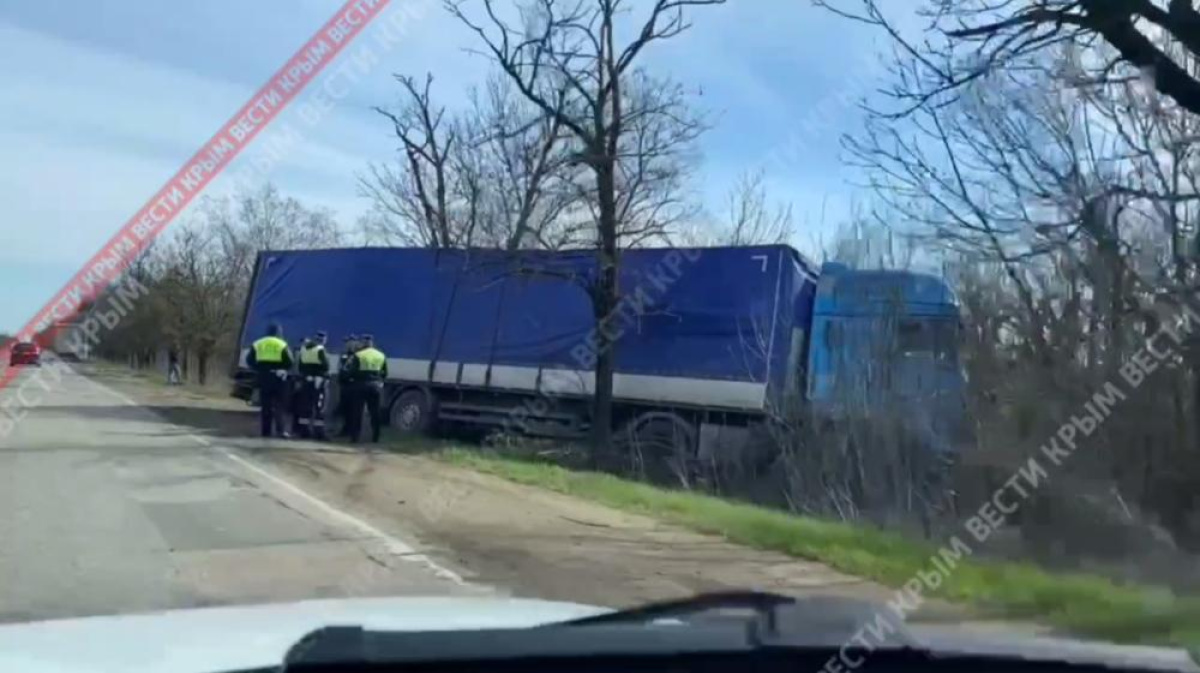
[77,364,935,612]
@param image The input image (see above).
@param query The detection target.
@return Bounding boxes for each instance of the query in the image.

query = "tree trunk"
[197,349,209,386]
[590,160,619,467]
[1192,364,1200,457]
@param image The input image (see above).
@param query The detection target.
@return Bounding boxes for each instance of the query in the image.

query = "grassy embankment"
[431,445,1200,646]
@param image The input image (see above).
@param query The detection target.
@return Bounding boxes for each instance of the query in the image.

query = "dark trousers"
[257,372,289,437]
[294,377,327,439]
[336,378,355,436]
[350,382,383,443]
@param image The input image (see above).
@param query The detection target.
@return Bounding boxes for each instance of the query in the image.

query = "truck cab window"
[897,320,925,355]
[897,319,956,361]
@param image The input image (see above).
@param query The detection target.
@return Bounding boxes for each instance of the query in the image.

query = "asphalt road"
[0,356,480,623]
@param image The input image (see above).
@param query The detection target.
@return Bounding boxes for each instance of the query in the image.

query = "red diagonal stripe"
[1,0,393,393]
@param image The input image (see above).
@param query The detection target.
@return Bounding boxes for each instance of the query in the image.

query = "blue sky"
[0,0,888,332]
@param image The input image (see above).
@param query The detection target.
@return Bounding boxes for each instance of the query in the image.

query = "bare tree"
[1083,52,1200,282]
[214,183,344,282]
[818,0,1200,118]
[94,184,343,384]
[612,74,706,247]
[829,20,1200,557]
[843,62,1120,366]
[152,223,234,383]
[824,215,914,270]
[361,72,590,250]
[97,245,165,370]
[361,74,463,247]
[712,169,794,246]
[468,75,585,249]
[447,0,721,458]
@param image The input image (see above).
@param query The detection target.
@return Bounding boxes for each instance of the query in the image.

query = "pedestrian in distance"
[294,331,330,439]
[166,347,182,386]
[246,323,293,439]
[335,334,360,438]
[346,334,387,444]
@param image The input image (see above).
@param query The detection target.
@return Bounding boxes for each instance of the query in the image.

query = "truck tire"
[390,388,436,436]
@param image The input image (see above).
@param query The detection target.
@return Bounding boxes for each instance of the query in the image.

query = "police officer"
[246,323,293,438]
[335,334,360,438]
[294,331,330,439]
[346,334,388,443]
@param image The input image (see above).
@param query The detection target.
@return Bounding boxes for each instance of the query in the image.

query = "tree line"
[91,184,343,383]
[810,0,1200,573]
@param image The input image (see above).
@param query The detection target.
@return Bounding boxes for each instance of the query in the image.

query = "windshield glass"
[1,0,1197,663]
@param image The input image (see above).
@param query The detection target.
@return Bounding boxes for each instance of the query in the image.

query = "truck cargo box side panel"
[430,248,789,383]
[426,250,594,371]
[616,247,778,383]
[241,249,441,359]
[468,247,784,409]
[487,251,596,368]
[240,246,808,412]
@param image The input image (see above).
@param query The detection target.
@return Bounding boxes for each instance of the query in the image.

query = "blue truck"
[235,245,970,475]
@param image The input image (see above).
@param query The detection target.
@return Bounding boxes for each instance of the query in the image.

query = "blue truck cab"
[807,262,970,455]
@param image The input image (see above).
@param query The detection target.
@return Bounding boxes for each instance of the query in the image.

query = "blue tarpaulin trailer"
[238,245,818,413]
[235,244,968,467]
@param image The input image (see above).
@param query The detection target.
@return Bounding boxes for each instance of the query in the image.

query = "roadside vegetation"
[433,444,1200,647]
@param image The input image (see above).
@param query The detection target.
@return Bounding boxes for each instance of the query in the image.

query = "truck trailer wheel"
[390,389,436,436]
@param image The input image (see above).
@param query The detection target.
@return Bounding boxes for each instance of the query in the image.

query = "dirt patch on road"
[83,364,983,623]
[261,446,897,606]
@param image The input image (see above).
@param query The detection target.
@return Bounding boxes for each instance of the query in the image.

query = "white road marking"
[78,368,471,586]
[216,449,469,585]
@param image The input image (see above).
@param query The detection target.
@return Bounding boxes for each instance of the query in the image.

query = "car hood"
[909,626,1198,673]
[0,596,608,673]
[0,596,1196,673]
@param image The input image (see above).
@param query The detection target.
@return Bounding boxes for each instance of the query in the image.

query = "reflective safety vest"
[299,345,325,365]
[355,347,386,374]
[252,336,288,363]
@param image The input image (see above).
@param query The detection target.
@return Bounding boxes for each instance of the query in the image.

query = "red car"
[8,342,41,367]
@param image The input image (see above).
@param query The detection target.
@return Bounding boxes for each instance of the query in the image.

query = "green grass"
[430,445,1200,647]
[88,359,231,398]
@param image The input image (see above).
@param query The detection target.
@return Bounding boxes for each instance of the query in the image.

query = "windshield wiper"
[551,590,796,637]
[281,592,918,672]
[554,590,925,651]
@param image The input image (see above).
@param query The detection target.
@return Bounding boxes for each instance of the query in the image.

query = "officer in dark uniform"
[246,323,293,438]
[294,331,330,439]
[346,334,388,443]
[335,334,360,437]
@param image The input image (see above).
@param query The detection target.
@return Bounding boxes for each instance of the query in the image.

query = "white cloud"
[0,15,415,265]
[0,22,248,263]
